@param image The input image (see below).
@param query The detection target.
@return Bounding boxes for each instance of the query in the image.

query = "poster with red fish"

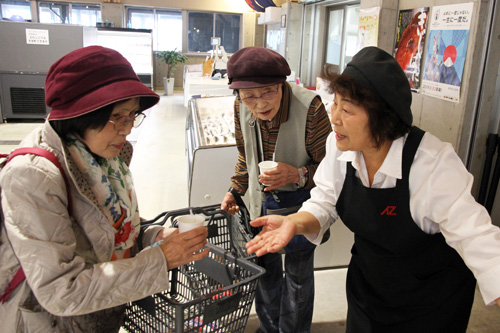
[393,7,429,92]
[421,3,473,103]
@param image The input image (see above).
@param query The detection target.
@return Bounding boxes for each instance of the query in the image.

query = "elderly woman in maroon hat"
[0,46,208,332]
[246,46,500,331]
[220,47,332,333]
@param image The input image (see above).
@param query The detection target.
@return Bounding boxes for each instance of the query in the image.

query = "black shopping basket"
[123,205,263,332]
[123,243,264,332]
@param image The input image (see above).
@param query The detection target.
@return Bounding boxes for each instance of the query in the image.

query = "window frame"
[187,10,241,54]
[37,1,101,26]
[0,0,32,21]
[125,6,183,52]
[125,6,242,54]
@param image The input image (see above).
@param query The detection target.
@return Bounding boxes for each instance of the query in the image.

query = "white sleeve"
[300,133,344,245]
[410,133,500,305]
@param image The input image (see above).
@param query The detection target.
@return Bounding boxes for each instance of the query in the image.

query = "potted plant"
[156,48,187,96]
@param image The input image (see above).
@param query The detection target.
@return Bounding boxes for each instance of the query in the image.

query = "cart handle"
[137,205,238,254]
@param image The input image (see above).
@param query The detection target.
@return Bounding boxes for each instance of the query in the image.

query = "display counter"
[186,95,238,207]
[184,76,233,107]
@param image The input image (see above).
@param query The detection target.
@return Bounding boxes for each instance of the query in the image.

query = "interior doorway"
[324,3,360,75]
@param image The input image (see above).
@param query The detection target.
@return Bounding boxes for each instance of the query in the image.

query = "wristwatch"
[297,166,308,188]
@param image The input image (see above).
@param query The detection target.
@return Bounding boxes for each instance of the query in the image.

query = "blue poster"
[421,3,473,103]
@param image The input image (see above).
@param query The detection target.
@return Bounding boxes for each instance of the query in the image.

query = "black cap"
[227,47,291,89]
[343,47,412,125]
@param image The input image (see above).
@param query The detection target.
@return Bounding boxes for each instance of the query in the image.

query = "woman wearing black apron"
[247,47,500,332]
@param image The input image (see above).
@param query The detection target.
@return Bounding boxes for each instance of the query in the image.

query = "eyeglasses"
[108,113,146,131]
[239,88,280,106]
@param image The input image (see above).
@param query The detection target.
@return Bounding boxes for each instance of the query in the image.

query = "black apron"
[337,127,476,332]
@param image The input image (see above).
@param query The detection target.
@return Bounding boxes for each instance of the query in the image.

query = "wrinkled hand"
[221,192,239,215]
[159,227,209,269]
[154,227,177,242]
[246,215,296,256]
[259,162,299,191]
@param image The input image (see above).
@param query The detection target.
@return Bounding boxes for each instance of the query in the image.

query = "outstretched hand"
[159,227,209,269]
[246,215,296,256]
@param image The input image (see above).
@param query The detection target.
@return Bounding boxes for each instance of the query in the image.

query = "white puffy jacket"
[0,121,169,332]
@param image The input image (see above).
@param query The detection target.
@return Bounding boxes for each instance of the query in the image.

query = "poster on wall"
[355,7,380,53]
[393,7,429,92]
[421,2,473,103]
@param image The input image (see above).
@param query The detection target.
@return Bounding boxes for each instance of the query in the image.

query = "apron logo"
[381,206,397,215]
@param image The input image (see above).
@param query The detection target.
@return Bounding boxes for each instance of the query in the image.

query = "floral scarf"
[66,136,140,259]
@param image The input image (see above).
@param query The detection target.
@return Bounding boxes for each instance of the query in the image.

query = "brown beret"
[227,47,291,89]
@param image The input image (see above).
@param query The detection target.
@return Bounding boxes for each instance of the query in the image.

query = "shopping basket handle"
[137,206,224,249]
[230,190,259,239]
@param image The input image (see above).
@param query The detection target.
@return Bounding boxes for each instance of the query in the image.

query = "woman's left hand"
[496,297,500,307]
[155,227,177,242]
[259,162,299,191]
[246,215,296,256]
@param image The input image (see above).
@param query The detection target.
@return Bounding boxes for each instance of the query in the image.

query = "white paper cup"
[177,215,205,233]
[258,161,278,185]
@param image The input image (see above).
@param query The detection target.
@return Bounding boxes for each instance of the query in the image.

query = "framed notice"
[421,3,473,103]
[26,29,49,45]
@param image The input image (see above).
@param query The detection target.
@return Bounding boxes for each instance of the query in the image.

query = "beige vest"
[240,83,318,219]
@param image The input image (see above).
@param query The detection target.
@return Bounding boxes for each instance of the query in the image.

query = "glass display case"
[186,95,238,207]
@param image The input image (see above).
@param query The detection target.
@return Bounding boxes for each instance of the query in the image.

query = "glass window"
[127,7,182,52]
[325,4,359,73]
[188,12,241,53]
[72,4,101,26]
[326,9,344,67]
[128,8,154,29]
[39,2,70,24]
[1,0,32,21]
[215,13,240,54]
[39,2,101,26]
[127,7,241,53]
[188,12,212,53]
[156,10,182,51]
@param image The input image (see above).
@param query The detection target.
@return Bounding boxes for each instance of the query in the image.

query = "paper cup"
[177,215,205,233]
[258,161,278,185]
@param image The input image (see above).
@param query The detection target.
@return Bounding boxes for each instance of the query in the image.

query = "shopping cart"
[123,205,263,332]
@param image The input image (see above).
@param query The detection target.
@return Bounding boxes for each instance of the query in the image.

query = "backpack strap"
[0,147,72,304]
[0,265,25,304]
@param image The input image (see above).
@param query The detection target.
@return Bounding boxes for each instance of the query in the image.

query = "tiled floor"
[1,91,499,332]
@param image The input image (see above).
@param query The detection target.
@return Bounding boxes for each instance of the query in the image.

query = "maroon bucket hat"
[46,46,159,120]
[227,47,291,89]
